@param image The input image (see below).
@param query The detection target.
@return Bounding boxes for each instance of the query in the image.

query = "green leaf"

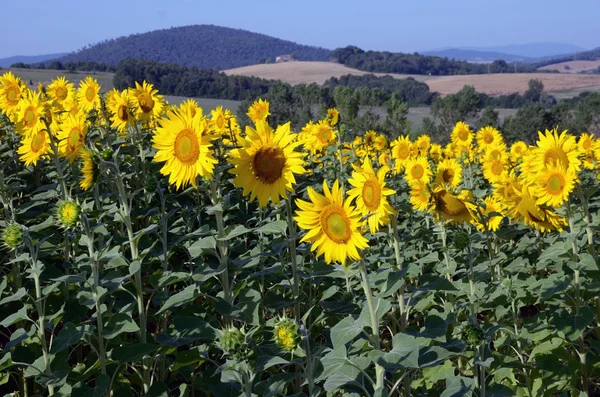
[24,356,46,378]
[170,348,205,371]
[111,343,159,363]
[147,382,169,397]
[0,287,27,305]
[4,328,33,352]
[536,274,571,303]
[359,296,392,327]
[378,333,420,369]
[256,355,290,371]
[529,337,563,360]
[256,220,288,235]
[187,237,217,258]
[440,375,475,397]
[0,306,29,327]
[0,354,13,371]
[487,383,516,397]
[552,306,594,341]
[103,313,140,340]
[330,316,363,349]
[219,225,251,241]
[419,346,455,368]
[233,288,261,325]
[156,284,198,315]
[50,322,85,354]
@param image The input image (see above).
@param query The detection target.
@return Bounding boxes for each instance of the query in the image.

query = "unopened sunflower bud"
[2,224,23,250]
[56,200,81,228]
[274,318,300,352]
[220,327,245,354]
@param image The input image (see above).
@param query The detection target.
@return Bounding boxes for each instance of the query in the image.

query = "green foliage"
[56,25,331,70]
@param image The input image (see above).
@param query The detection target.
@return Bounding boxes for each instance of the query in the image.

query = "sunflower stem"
[359,262,385,390]
[209,178,232,309]
[81,213,107,377]
[391,215,407,332]
[439,221,452,281]
[576,184,597,264]
[43,120,69,200]
[285,195,301,322]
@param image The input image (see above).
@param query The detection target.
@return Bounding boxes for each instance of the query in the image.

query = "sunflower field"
[0,71,599,397]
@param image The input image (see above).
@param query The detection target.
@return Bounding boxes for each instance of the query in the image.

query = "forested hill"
[331,46,540,75]
[55,25,331,70]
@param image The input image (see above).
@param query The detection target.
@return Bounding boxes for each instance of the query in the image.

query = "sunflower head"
[473,197,504,232]
[295,179,368,265]
[77,76,101,113]
[391,135,412,172]
[210,106,228,134]
[435,159,462,188]
[47,77,73,106]
[326,108,340,127]
[510,141,528,164]
[56,200,81,228]
[219,326,247,359]
[228,121,305,207]
[414,135,431,156]
[274,318,300,352]
[308,121,336,154]
[373,135,389,151]
[0,72,27,118]
[451,122,474,146]
[404,156,431,187]
[2,223,23,250]
[476,126,503,151]
[79,148,100,191]
[132,81,164,122]
[364,130,378,147]
[534,163,576,208]
[178,99,200,118]
[410,181,432,212]
[17,123,51,166]
[432,187,475,224]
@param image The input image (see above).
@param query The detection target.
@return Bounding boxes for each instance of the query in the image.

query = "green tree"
[384,93,412,138]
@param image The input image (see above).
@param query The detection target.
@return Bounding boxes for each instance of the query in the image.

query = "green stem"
[439,221,452,281]
[303,330,315,395]
[209,178,232,306]
[359,262,385,389]
[285,196,301,322]
[390,215,407,332]
[81,214,107,376]
[43,120,68,200]
[577,185,597,263]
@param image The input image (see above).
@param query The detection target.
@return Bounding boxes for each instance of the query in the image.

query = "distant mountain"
[0,53,68,67]
[532,47,600,68]
[55,25,331,70]
[469,43,586,59]
[422,48,529,63]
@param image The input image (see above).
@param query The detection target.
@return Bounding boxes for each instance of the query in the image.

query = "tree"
[523,79,544,103]
[384,93,411,138]
[475,107,500,130]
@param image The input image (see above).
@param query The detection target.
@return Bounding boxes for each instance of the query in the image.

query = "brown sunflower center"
[320,205,352,244]
[118,105,129,122]
[488,150,502,160]
[397,145,410,160]
[318,127,332,143]
[7,86,19,104]
[253,146,286,184]
[85,86,95,102]
[68,127,82,149]
[362,179,382,209]
[491,160,504,176]
[138,93,154,114]
[24,107,37,127]
[216,115,226,130]
[582,139,592,151]
[458,129,469,141]
[55,86,67,101]
[483,133,494,144]
[547,174,565,195]
[441,168,454,184]
[411,164,424,179]
[31,130,46,152]
[174,129,199,165]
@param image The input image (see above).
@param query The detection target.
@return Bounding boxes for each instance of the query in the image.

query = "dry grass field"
[7,68,115,90]
[538,60,600,73]
[225,61,600,97]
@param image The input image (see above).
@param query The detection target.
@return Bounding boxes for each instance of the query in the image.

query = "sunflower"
[404,156,431,186]
[210,106,228,135]
[77,76,101,112]
[435,159,462,188]
[528,128,581,176]
[483,142,508,164]
[534,163,576,208]
[131,81,164,122]
[57,112,88,162]
[0,72,26,119]
[228,121,305,207]
[17,124,51,166]
[410,181,431,212]
[56,200,81,228]
[432,187,475,224]
[364,131,378,147]
[326,108,339,127]
[347,158,395,234]
[79,148,99,191]
[373,135,389,151]
[414,135,431,156]
[16,91,45,135]
[482,158,506,183]
[473,197,504,232]
[510,141,528,164]
[391,136,412,172]
[429,143,443,163]
[378,153,391,167]
[492,171,522,206]
[506,186,566,232]
[108,90,133,135]
[578,132,596,169]
[47,77,73,108]
[309,121,336,153]
[178,99,201,118]
[476,126,503,152]
[246,99,270,123]
[451,121,474,146]
[295,180,368,266]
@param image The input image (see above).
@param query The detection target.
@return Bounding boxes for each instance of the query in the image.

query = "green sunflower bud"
[220,327,245,355]
[56,200,81,228]
[274,318,300,352]
[2,223,23,250]
[453,231,470,250]
[101,148,113,161]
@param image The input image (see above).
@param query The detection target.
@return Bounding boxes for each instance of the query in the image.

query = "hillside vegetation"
[332,46,540,75]
[56,25,331,70]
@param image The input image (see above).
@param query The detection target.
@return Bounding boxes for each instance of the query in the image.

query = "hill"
[54,25,331,70]
[533,47,600,68]
[473,43,585,58]
[422,48,529,63]
[0,53,68,67]
[538,60,600,74]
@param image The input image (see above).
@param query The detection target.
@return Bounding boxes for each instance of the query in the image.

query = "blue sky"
[1,0,598,58]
